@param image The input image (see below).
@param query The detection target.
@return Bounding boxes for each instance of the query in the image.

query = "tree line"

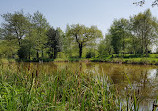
[0,9,158,61]
[99,9,158,57]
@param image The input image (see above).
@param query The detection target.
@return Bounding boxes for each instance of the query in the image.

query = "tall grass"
[0,63,157,110]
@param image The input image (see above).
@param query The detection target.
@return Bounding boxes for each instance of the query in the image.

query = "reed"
[0,63,155,110]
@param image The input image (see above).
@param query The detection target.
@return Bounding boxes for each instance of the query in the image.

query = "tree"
[1,11,30,46]
[0,40,18,58]
[46,27,61,59]
[31,11,50,59]
[98,34,113,56]
[17,39,32,60]
[63,25,75,58]
[130,9,158,56]
[109,18,130,54]
[22,14,36,60]
[66,24,102,58]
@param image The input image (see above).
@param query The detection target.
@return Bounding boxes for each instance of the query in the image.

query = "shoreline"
[1,57,158,65]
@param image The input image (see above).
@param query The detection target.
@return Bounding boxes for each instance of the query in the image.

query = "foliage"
[17,39,33,60]
[130,9,158,56]
[98,9,158,58]
[98,35,113,56]
[108,18,130,54]
[66,24,103,58]
[31,11,50,59]
[0,40,18,58]
[1,11,30,46]
[86,50,95,58]
[0,9,158,61]
[46,27,62,59]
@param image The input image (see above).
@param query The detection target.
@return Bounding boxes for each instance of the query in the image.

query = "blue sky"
[0,0,158,35]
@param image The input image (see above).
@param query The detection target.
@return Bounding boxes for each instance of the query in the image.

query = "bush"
[17,45,29,59]
[56,52,67,59]
[86,51,95,58]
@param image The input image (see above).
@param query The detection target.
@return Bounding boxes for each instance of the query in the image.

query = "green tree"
[46,27,61,59]
[63,25,75,58]
[31,11,50,59]
[0,40,18,58]
[109,18,130,54]
[22,14,36,60]
[17,39,32,60]
[66,24,102,58]
[98,34,113,56]
[130,9,158,56]
[1,11,30,46]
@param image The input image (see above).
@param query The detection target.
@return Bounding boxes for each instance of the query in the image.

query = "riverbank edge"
[54,58,158,65]
[44,57,158,65]
[90,58,158,65]
[54,57,158,65]
[1,57,158,65]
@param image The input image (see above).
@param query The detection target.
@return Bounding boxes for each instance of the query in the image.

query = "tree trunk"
[49,48,53,59]
[108,47,111,55]
[18,38,21,46]
[145,43,148,57]
[29,51,30,60]
[36,50,39,59]
[50,54,53,59]
[79,43,82,58]
[42,50,44,58]
[53,47,58,59]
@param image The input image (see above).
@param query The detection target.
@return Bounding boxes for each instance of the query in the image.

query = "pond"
[3,62,158,110]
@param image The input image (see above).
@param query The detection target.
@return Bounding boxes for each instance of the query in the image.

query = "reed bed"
[0,63,156,111]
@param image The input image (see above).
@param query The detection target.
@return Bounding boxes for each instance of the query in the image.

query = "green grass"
[90,54,158,65]
[0,58,16,63]
[54,57,90,62]
[3,54,158,65]
[0,63,122,110]
[0,63,151,110]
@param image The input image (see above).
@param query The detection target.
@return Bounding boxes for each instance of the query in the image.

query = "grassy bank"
[54,58,89,62]
[53,54,158,65]
[0,58,16,63]
[90,57,158,65]
[90,54,158,65]
[0,63,145,110]
[2,54,158,65]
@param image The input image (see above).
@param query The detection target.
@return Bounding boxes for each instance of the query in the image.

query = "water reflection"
[54,62,158,110]
[148,69,158,80]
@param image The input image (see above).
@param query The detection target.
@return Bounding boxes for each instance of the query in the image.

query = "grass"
[90,54,158,65]
[54,57,90,62]
[0,62,153,110]
[0,58,16,63]
[3,54,158,65]
[53,54,158,65]
[0,63,121,110]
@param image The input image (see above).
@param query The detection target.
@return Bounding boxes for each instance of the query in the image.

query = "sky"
[0,0,158,35]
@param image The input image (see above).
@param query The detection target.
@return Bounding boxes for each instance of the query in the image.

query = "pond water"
[4,62,158,110]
